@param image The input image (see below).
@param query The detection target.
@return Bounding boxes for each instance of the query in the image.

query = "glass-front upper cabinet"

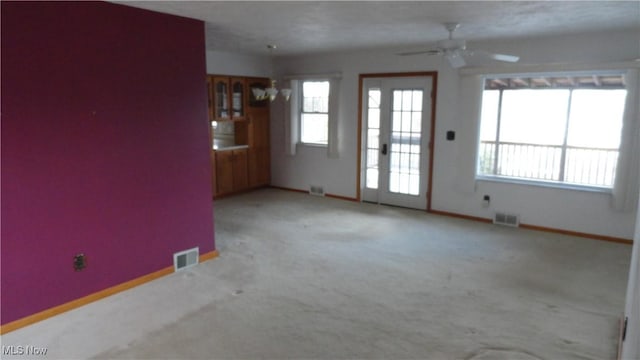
[211,76,246,121]
[213,77,230,120]
[231,78,245,119]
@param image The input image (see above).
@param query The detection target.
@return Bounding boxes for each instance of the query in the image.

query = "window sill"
[475,175,613,194]
[297,142,328,149]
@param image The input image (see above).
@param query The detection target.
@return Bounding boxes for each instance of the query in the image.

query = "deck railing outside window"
[478,141,619,187]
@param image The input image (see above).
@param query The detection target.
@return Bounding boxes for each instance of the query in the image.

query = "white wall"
[269,29,639,239]
[206,50,272,77]
[622,182,640,359]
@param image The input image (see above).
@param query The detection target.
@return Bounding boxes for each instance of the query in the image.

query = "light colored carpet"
[2,188,631,359]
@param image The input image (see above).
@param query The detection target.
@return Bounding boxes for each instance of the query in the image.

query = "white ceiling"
[120,1,640,56]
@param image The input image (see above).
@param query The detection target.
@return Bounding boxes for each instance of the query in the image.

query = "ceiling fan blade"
[471,49,520,63]
[488,53,520,62]
[396,49,442,56]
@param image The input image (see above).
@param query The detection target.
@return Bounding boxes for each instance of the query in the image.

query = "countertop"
[213,138,248,151]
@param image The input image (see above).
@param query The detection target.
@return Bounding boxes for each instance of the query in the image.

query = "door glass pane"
[368,109,380,129]
[389,89,423,195]
[368,129,379,149]
[366,169,379,189]
[367,149,379,168]
[365,88,381,189]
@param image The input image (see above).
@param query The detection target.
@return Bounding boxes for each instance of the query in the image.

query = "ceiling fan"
[398,23,520,68]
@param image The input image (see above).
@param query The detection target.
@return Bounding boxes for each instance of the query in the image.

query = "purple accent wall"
[1,1,214,325]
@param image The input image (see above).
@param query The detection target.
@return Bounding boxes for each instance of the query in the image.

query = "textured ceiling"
[119,1,640,56]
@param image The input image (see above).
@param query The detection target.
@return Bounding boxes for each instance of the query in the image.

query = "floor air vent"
[173,247,199,271]
[309,185,325,196]
[494,212,520,227]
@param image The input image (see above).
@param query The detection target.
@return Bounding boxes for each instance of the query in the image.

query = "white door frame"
[357,72,438,210]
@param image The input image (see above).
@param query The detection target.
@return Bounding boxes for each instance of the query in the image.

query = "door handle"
[381,143,388,155]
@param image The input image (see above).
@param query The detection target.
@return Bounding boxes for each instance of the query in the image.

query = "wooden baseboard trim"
[199,250,219,262]
[325,193,358,202]
[429,209,493,223]
[0,250,219,335]
[213,185,270,200]
[519,224,633,245]
[269,185,308,194]
[430,209,632,244]
[270,185,358,202]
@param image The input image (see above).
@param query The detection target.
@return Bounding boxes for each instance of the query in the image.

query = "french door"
[361,77,433,210]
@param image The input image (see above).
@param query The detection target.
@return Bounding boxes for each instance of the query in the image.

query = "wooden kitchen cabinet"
[206,76,214,122]
[214,148,248,196]
[246,77,271,187]
[247,114,270,187]
[211,151,217,197]
[210,75,270,198]
[215,150,233,195]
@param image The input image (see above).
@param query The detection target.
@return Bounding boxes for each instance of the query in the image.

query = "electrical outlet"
[74,253,87,271]
[482,195,490,208]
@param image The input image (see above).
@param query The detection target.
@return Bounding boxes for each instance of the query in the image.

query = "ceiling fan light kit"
[398,22,520,69]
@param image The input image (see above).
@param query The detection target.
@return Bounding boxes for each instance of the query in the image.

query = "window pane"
[302,81,329,113]
[500,89,569,145]
[301,114,328,144]
[564,149,618,187]
[567,89,626,148]
[301,80,330,145]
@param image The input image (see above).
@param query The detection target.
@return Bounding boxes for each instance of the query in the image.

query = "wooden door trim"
[357,72,438,211]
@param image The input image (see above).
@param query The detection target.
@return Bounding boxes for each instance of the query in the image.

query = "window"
[300,80,330,145]
[477,73,627,188]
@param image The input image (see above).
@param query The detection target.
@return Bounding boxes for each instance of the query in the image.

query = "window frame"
[476,71,627,192]
[299,80,330,146]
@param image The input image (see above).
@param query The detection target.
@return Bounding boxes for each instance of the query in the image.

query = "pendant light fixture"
[252,45,291,101]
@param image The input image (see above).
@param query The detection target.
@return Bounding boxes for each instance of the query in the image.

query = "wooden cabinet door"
[206,76,215,122]
[232,149,249,191]
[249,146,270,187]
[215,151,234,195]
[256,146,270,185]
[248,148,259,187]
[211,151,217,198]
[247,107,270,187]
